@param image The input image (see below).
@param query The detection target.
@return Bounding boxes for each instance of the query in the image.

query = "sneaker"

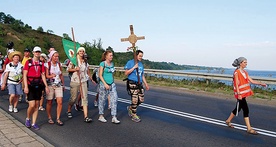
[8,105,13,112]
[84,117,92,123]
[98,116,107,123]
[38,106,45,111]
[131,115,141,123]
[94,101,98,107]
[67,112,72,118]
[13,108,18,113]
[32,124,40,130]
[25,119,31,128]
[112,116,120,124]
[74,104,80,111]
[127,106,133,117]
[25,97,28,103]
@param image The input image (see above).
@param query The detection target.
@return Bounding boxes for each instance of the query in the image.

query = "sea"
[183,69,276,78]
[173,69,276,90]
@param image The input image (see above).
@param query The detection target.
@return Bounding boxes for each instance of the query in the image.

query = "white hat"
[33,46,42,52]
[40,53,48,61]
[77,47,85,53]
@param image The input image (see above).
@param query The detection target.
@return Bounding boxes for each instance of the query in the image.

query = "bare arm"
[41,72,49,94]
[125,63,138,76]
[248,76,267,87]
[1,72,9,90]
[142,74,149,90]
[23,70,28,94]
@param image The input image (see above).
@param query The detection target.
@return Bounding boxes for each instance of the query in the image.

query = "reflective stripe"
[238,83,250,89]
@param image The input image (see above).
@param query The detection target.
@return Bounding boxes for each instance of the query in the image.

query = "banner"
[62,38,80,66]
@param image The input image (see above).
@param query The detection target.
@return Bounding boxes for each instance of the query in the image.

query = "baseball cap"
[33,46,42,52]
[24,48,31,52]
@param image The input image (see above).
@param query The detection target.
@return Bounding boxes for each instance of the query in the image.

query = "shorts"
[27,85,43,101]
[46,85,63,100]
[8,83,23,95]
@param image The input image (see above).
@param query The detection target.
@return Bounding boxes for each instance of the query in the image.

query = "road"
[0,77,275,147]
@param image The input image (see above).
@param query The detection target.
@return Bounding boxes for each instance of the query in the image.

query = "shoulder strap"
[48,61,51,72]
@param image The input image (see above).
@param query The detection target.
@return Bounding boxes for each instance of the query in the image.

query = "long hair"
[101,50,113,61]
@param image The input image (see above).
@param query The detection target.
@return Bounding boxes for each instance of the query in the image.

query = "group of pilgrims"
[0,41,268,135]
[0,42,149,130]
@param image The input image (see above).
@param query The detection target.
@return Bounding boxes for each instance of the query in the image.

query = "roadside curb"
[0,108,54,147]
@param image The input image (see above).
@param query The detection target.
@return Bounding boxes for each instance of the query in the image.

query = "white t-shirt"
[45,62,62,84]
[5,62,23,84]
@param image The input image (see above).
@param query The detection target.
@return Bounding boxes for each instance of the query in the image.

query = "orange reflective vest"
[233,69,253,98]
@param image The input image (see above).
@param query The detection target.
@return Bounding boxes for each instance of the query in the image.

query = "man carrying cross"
[121,25,149,122]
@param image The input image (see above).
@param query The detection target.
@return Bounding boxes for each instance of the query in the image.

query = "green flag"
[62,38,80,66]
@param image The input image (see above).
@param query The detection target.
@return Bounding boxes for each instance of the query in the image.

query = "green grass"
[114,71,275,100]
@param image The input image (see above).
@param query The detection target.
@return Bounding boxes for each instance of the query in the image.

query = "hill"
[0,12,217,70]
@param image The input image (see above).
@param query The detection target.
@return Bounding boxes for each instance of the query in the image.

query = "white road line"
[65,86,276,138]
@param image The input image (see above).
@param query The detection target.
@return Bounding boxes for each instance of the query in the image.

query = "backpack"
[27,59,43,86]
[92,68,99,84]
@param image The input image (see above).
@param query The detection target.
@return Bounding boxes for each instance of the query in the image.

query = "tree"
[0,12,5,23]
[37,26,44,33]
[3,14,15,24]
[62,33,72,41]
[47,29,54,34]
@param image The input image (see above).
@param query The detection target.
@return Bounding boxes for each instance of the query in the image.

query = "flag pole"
[71,27,83,99]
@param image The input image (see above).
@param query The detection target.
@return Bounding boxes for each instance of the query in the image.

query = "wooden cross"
[121,25,145,48]
[121,25,145,84]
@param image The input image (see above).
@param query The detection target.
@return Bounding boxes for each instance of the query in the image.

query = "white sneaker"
[8,105,13,112]
[98,116,107,123]
[13,108,18,113]
[112,116,120,124]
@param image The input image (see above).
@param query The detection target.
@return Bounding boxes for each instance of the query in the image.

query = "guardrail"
[61,64,276,85]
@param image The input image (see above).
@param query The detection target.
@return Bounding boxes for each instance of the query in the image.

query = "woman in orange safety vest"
[225,57,267,135]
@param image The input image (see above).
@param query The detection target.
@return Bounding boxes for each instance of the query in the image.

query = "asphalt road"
[0,77,275,147]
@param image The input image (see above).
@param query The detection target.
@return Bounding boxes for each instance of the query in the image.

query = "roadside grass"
[114,71,276,100]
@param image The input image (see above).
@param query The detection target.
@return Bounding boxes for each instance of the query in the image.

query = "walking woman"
[1,51,23,112]
[225,57,266,135]
[124,50,149,122]
[98,50,120,124]
[45,50,64,126]
[66,47,92,123]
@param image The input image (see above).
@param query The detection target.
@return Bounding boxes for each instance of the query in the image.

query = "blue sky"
[1,0,276,71]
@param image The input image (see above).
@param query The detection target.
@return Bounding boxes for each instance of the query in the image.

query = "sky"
[1,0,276,71]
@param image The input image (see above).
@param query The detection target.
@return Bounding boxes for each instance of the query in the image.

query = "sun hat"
[8,51,23,61]
[40,53,48,61]
[33,46,42,52]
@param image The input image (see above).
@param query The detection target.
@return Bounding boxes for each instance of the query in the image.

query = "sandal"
[247,129,258,135]
[56,119,64,126]
[225,121,234,128]
[48,118,54,124]
[84,117,92,123]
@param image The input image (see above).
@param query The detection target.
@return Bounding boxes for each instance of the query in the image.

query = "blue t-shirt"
[124,59,144,83]
[99,61,115,85]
